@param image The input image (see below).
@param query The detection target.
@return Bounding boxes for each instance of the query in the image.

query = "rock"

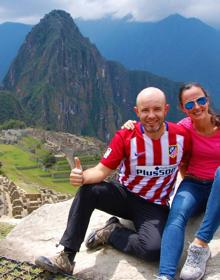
[0,199,220,280]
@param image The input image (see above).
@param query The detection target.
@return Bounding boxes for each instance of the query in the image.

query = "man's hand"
[70,157,83,187]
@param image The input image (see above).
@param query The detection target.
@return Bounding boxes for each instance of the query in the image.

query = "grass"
[0,255,77,279]
[0,222,14,240]
[0,143,75,194]
[0,136,99,195]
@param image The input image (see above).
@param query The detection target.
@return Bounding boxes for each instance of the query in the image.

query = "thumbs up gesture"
[74,157,82,170]
[70,157,84,187]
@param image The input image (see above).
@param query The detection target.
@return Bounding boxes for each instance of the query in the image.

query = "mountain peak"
[159,13,186,24]
[38,9,80,33]
[2,10,182,140]
[159,13,215,31]
[165,13,185,20]
[42,9,72,22]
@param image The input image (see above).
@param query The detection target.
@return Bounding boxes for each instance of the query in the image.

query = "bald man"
[35,87,191,276]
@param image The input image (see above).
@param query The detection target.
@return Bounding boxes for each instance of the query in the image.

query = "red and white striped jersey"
[101,122,191,205]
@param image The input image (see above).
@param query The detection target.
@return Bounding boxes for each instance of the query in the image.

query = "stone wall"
[0,129,32,144]
[0,175,72,219]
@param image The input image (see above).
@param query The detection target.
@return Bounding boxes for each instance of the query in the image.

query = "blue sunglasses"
[184,96,207,110]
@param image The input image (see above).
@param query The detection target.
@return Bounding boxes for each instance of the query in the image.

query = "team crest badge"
[169,145,178,158]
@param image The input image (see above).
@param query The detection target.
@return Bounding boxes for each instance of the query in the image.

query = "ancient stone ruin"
[0,175,72,219]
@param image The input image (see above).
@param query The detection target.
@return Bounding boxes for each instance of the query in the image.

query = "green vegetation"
[0,255,76,279]
[0,135,99,194]
[0,142,73,193]
[0,119,26,130]
[0,222,14,240]
[0,91,25,124]
[0,222,76,279]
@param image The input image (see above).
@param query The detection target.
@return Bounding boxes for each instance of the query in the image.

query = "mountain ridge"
[3,10,182,141]
[1,13,220,107]
[76,14,220,106]
[0,22,32,82]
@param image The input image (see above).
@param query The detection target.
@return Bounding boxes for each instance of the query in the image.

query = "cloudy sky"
[0,0,220,28]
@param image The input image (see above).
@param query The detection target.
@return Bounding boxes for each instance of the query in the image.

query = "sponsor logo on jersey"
[136,164,178,177]
[169,145,178,158]
[103,147,112,159]
[134,151,146,157]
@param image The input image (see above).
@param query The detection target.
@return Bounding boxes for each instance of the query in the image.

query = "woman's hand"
[121,120,136,130]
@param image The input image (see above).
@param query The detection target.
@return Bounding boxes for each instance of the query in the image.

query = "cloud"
[0,0,220,28]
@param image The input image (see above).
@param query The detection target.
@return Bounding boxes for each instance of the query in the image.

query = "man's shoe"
[180,243,211,280]
[35,251,75,275]
[85,216,123,250]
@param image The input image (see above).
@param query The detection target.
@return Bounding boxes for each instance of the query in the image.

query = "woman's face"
[180,86,209,122]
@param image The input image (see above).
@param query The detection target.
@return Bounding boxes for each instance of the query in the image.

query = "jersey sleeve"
[100,130,125,170]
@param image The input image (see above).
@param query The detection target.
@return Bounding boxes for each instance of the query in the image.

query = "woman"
[158,83,220,280]
[123,83,220,280]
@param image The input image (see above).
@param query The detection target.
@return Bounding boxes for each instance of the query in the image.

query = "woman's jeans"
[159,167,220,278]
[196,167,220,242]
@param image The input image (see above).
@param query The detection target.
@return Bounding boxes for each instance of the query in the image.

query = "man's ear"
[134,106,139,117]
[165,104,170,116]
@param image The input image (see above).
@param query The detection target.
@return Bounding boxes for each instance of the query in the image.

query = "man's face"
[134,92,169,134]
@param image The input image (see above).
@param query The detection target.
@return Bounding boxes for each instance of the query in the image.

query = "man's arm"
[83,163,113,184]
[70,157,113,187]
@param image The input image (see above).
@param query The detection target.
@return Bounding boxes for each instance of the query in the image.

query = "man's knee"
[139,242,161,262]
[135,238,161,262]
[77,183,99,196]
[76,182,111,202]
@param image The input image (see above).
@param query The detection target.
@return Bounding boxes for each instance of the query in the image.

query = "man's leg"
[108,192,170,262]
[35,181,131,274]
[60,181,131,251]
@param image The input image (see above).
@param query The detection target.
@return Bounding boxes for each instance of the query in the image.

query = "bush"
[42,152,56,168]
[0,119,26,130]
[0,161,3,175]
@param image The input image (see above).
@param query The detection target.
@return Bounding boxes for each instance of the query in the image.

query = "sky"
[0,0,220,29]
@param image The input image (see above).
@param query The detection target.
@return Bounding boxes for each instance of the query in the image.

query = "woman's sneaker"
[180,243,211,280]
[154,275,174,280]
[35,251,75,275]
[85,216,123,249]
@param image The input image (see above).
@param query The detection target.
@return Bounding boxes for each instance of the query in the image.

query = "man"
[35,87,191,275]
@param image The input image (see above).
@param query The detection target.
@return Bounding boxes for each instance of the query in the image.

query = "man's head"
[134,87,169,136]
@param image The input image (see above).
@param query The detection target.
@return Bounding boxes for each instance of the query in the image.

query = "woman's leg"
[159,179,210,278]
[195,167,220,242]
[180,168,220,280]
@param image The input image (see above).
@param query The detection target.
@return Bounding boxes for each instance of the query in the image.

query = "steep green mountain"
[2,14,220,108]
[3,10,182,141]
[0,90,26,123]
[0,22,32,82]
